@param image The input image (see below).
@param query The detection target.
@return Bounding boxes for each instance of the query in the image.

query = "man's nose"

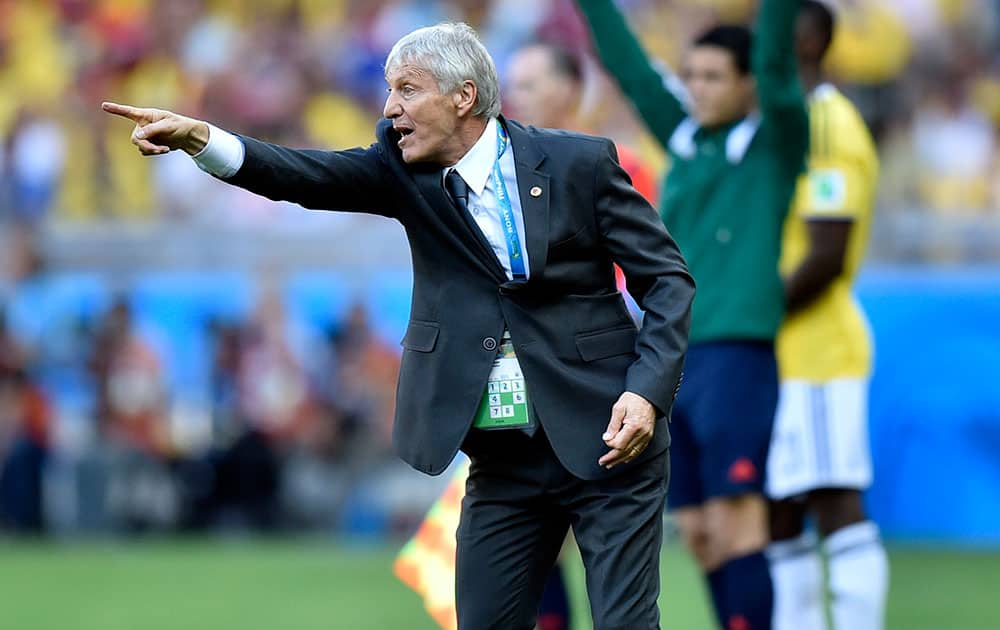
[686,79,705,100]
[383,93,401,119]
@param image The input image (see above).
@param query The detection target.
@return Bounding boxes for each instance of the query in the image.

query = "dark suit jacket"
[224,116,694,480]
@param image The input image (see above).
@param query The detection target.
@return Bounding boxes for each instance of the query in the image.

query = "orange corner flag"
[394,461,470,630]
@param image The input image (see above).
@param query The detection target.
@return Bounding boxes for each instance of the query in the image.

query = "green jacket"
[578,0,809,344]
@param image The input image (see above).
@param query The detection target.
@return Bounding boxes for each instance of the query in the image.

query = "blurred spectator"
[0,311,51,533]
[0,223,45,288]
[89,297,167,455]
[276,300,401,529]
[0,369,52,534]
[238,291,313,443]
[2,109,67,224]
[912,78,997,213]
[191,291,313,531]
[87,296,175,531]
[0,0,994,246]
[327,302,400,454]
[1,0,999,538]
[207,319,244,443]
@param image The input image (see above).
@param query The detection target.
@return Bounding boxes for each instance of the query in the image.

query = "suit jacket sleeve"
[222,135,397,216]
[593,139,695,415]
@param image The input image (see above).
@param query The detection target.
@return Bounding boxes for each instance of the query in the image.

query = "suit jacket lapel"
[392,118,550,286]
[411,167,507,282]
[503,118,550,283]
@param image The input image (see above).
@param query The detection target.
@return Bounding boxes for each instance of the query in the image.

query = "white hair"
[384,22,501,119]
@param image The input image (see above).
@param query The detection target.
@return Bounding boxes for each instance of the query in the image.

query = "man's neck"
[441,117,490,167]
[701,114,747,133]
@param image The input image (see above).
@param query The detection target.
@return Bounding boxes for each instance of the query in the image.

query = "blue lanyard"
[491,124,527,280]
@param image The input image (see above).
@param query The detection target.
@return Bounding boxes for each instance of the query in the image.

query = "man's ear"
[454,80,478,117]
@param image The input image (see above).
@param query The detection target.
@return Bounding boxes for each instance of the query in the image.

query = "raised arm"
[102,102,395,216]
[576,0,689,150]
[753,0,809,158]
[223,135,394,215]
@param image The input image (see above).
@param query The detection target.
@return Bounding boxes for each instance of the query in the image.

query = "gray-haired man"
[104,22,694,629]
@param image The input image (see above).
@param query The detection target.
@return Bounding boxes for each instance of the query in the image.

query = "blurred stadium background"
[0,0,998,628]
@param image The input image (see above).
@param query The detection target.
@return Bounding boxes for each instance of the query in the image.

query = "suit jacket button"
[482,337,497,351]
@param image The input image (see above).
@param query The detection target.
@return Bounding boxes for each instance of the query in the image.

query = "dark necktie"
[445,169,470,213]
[446,170,536,436]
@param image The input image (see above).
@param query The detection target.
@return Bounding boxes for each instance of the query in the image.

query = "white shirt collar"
[446,117,499,196]
[810,82,838,101]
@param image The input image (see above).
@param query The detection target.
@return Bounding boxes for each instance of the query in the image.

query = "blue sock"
[706,567,728,628]
[537,564,570,630]
[722,551,773,630]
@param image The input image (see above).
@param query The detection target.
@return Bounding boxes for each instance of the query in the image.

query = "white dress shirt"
[442,117,529,280]
[191,117,529,280]
[191,123,244,178]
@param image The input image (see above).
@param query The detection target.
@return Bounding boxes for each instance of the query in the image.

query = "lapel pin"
[529,186,543,198]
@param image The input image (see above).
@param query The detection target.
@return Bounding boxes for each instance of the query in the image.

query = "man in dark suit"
[103,21,694,630]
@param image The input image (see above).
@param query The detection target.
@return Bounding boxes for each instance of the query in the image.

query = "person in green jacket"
[576,1,809,629]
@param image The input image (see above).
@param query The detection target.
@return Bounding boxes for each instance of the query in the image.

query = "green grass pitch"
[0,540,996,629]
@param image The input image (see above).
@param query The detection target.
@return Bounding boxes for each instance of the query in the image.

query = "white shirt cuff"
[191,123,245,178]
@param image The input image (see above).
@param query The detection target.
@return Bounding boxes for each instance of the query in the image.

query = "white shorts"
[766,378,873,500]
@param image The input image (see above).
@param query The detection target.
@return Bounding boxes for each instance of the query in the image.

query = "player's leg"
[695,341,779,630]
[674,505,727,628]
[767,499,825,630]
[538,552,572,630]
[810,488,864,534]
[669,414,712,567]
[813,493,887,630]
[702,493,773,630]
[766,381,826,630]
[808,379,888,630]
[666,384,727,627]
[456,430,570,630]
[572,449,669,630]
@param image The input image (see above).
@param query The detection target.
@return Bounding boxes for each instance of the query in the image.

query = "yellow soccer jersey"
[777,84,879,381]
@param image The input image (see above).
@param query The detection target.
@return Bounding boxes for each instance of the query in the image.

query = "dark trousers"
[456,427,669,630]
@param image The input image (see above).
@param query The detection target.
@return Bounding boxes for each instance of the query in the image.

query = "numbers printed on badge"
[487,380,528,420]
[474,356,531,430]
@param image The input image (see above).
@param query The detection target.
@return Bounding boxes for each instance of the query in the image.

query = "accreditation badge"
[472,330,532,430]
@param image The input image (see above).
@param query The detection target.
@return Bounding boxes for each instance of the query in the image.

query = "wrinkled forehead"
[385,60,433,84]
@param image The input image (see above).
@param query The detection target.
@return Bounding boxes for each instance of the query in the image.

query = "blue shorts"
[666,340,778,510]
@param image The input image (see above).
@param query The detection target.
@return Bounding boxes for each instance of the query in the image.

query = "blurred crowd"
[2,0,1000,534]
[0,279,405,535]
[0,0,998,228]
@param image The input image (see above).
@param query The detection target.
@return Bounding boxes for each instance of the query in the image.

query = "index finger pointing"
[102,102,144,122]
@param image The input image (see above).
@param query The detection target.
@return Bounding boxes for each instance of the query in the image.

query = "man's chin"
[400,146,418,163]
[694,110,716,126]
[401,149,433,165]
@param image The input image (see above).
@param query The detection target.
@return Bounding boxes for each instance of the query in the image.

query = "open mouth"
[395,126,414,146]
